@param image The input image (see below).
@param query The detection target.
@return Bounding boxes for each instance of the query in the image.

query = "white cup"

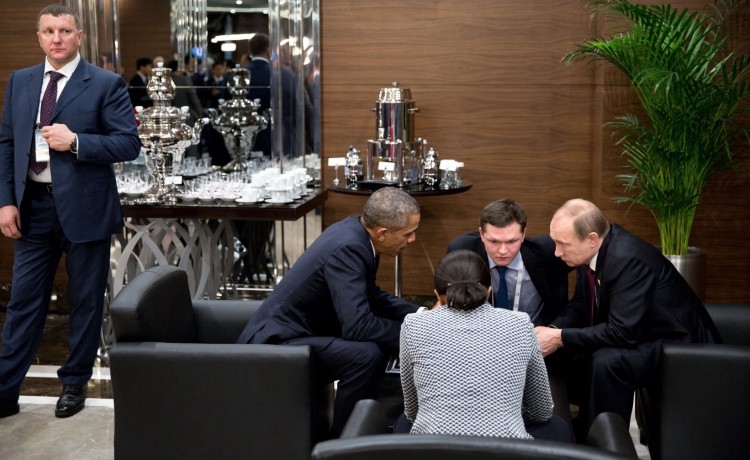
[268,187,292,202]
[241,186,260,202]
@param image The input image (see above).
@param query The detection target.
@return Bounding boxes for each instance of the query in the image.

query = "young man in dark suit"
[0,5,140,419]
[537,198,720,433]
[237,187,421,437]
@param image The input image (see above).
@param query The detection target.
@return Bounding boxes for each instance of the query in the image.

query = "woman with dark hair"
[397,250,574,442]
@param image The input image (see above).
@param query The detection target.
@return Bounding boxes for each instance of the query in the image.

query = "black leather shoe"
[55,384,86,418]
[0,403,20,418]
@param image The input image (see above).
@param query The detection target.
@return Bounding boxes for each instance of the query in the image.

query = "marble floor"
[0,309,650,460]
[0,313,114,460]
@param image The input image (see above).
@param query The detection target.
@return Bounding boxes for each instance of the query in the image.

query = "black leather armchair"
[640,303,750,460]
[109,265,331,460]
[311,399,638,460]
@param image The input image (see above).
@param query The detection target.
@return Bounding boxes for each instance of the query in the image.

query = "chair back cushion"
[657,343,750,460]
[704,303,750,346]
[111,266,198,343]
[192,299,263,343]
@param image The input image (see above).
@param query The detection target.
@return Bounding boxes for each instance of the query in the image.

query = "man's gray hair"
[555,198,610,240]
[38,5,81,31]
[362,187,419,230]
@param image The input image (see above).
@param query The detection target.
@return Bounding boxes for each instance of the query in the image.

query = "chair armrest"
[192,299,263,343]
[340,399,389,438]
[110,342,316,460]
[312,434,633,460]
[585,412,638,458]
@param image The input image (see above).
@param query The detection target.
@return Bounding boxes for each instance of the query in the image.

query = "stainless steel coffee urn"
[366,82,421,185]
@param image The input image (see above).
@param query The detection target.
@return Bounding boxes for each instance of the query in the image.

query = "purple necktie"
[30,71,63,174]
[586,267,597,326]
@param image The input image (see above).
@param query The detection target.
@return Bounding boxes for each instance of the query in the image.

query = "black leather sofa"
[109,265,331,460]
[311,399,638,459]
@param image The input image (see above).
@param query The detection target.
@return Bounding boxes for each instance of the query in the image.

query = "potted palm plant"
[563,0,750,296]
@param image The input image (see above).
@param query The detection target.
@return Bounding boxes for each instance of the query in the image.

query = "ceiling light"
[211,33,256,43]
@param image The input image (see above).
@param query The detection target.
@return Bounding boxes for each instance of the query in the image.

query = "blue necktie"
[494,265,509,309]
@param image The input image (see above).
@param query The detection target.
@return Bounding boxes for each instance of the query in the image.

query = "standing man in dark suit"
[238,187,421,437]
[536,199,720,431]
[0,5,140,419]
[447,198,573,420]
[246,33,272,157]
[128,57,153,108]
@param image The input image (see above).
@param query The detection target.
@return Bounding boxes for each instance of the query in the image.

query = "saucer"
[266,198,293,204]
[236,198,262,204]
[219,196,238,203]
[198,196,215,203]
[180,195,197,203]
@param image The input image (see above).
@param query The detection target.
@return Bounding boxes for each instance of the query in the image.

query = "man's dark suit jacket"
[128,73,151,108]
[447,231,572,326]
[237,215,419,349]
[553,223,720,348]
[247,59,271,156]
[0,60,140,242]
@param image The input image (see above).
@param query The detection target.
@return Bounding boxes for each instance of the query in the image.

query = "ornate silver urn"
[206,66,270,172]
[345,145,363,185]
[420,146,440,186]
[135,65,207,204]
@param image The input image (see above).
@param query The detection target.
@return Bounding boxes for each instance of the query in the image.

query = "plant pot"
[664,247,706,301]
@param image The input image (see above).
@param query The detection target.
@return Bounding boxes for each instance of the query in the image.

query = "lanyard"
[510,260,525,312]
[492,259,525,311]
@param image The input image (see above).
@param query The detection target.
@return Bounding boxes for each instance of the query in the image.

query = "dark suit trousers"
[564,341,661,441]
[285,336,388,438]
[0,184,110,404]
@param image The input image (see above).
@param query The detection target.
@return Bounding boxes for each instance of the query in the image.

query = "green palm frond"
[563,0,750,255]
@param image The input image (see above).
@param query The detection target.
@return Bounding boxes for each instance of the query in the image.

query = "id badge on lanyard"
[34,123,50,162]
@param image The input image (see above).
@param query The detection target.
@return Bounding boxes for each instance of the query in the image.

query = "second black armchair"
[109,265,332,460]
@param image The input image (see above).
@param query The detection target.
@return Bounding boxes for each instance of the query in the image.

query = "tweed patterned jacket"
[399,303,553,438]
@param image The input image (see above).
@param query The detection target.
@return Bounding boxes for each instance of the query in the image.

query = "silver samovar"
[206,66,270,172]
[135,66,207,204]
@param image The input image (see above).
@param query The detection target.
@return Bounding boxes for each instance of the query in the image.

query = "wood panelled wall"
[118,0,172,79]
[0,1,748,302]
[0,0,60,284]
[319,0,750,301]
